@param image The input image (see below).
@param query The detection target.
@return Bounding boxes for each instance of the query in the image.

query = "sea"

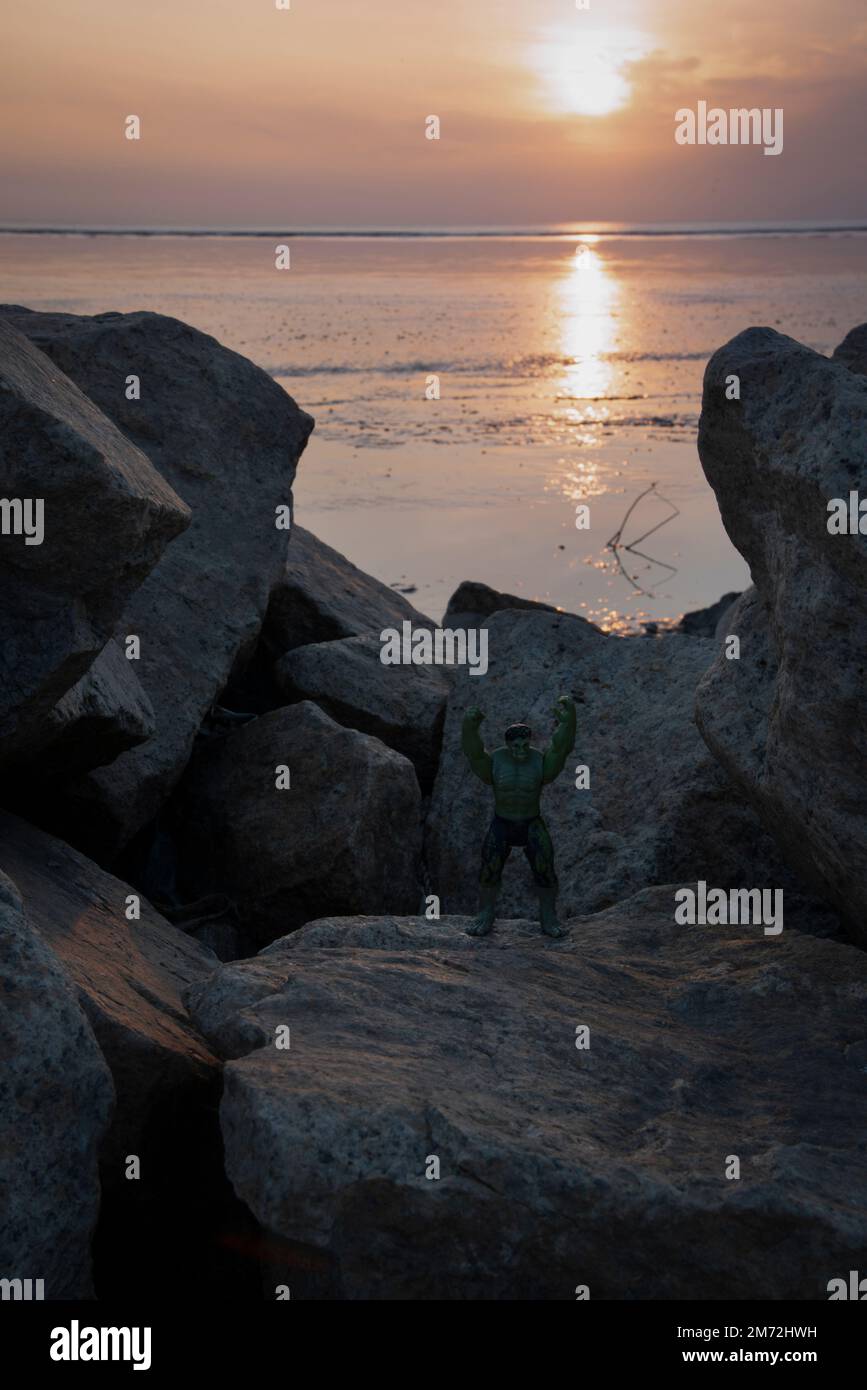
[3,223,866,630]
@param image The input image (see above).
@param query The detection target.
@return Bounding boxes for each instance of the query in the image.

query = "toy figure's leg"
[526,818,567,938]
[467,818,509,936]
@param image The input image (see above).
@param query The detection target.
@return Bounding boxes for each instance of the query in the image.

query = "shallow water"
[3,229,866,628]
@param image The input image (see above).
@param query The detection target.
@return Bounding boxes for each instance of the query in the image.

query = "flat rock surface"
[0,870,114,1298]
[186,894,867,1299]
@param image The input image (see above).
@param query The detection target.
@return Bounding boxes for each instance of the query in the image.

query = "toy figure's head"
[504,724,532,761]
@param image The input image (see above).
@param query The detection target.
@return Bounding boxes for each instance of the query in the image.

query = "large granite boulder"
[0,316,189,772]
[174,701,423,947]
[0,810,220,1170]
[263,524,433,658]
[696,327,867,940]
[0,869,114,1298]
[674,590,742,641]
[442,579,561,629]
[425,608,797,920]
[275,633,447,789]
[1,307,314,856]
[832,322,867,377]
[696,587,774,797]
[6,639,155,788]
[186,897,867,1299]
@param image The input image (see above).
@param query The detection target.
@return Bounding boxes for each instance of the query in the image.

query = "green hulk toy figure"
[461,696,577,938]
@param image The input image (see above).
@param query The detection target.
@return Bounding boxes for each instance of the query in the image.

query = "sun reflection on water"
[546,242,623,500]
[557,240,619,404]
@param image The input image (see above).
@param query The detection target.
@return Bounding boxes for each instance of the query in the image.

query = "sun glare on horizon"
[534,27,652,118]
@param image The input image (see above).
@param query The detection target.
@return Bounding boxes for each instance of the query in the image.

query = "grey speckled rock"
[425,608,798,921]
[442,579,564,630]
[2,307,314,856]
[675,590,742,641]
[696,588,774,789]
[185,896,867,1299]
[275,633,447,789]
[832,322,867,377]
[0,317,189,770]
[6,638,155,783]
[175,701,423,947]
[696,327,867,940]
[264,524,434,658]
[0,810,219,1169]
[0,869,114,1298]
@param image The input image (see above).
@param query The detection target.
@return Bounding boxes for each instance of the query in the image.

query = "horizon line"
[3,219,867,240]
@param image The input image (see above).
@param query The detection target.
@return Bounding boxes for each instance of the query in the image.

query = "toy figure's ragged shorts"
[479,814,558,889]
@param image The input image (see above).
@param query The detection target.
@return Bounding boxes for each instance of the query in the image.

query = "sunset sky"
[3,0,867,228]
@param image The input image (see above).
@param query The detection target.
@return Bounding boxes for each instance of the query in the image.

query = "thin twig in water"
[606,482,680,598]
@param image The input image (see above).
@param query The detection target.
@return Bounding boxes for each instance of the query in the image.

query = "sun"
[534,27,651,118]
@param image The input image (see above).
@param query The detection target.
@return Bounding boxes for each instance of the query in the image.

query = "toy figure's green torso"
[490,745,544,820]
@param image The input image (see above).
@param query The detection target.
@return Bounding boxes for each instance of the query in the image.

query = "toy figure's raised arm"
[542,696,577,784]
[461,707,493,785]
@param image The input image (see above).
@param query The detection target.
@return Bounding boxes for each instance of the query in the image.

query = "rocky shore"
[1,307,865,1300]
